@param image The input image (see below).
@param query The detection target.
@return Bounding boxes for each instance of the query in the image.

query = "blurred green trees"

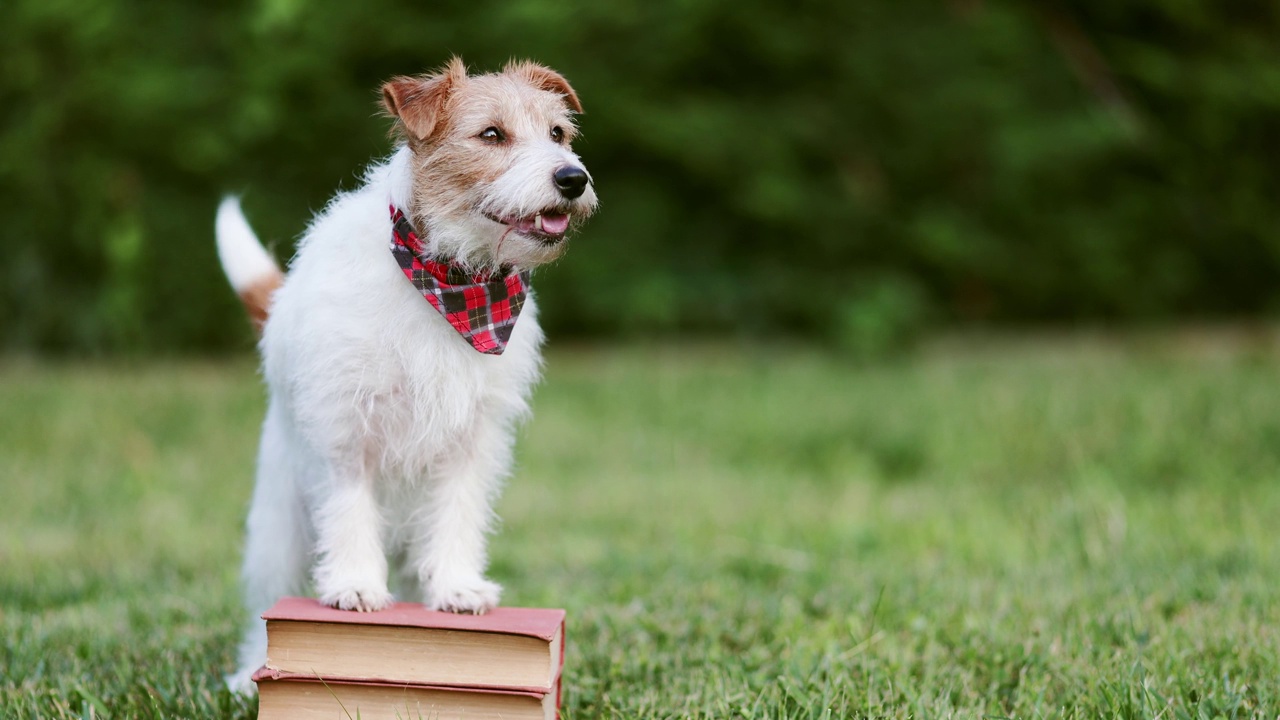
[2,0,1278,353]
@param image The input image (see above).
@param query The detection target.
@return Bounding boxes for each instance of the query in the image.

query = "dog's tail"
[216,197,283,333]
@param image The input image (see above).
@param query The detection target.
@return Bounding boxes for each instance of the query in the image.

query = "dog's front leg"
[313,462,394,612]
[412,413,510,614]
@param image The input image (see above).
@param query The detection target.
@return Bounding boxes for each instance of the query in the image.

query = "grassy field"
[2,333,1279,718]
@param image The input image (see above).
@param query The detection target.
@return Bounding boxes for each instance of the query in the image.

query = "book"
[260,597,565,692]
[253,667,558,720]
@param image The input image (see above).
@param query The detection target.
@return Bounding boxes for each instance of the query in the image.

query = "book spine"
[556,619,565,719]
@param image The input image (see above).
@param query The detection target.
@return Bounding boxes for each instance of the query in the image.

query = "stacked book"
[253,597,565,720]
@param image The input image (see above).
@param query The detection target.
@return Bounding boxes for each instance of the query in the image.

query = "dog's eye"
[478,127,506,143]
[550,126,565,144]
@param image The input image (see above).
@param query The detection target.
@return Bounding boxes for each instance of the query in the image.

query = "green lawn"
[2,334,1279,718]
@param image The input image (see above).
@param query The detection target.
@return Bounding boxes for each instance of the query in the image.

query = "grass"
[2,332,1279,718]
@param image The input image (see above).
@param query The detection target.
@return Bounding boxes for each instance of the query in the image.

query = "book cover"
[262,597,565,691]
[253,667,558,720]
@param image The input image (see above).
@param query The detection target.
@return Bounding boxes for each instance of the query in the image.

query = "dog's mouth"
[484,210,572,244]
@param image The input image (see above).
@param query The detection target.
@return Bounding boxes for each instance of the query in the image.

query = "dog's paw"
[319,585,394,613]
[425,575,502,614]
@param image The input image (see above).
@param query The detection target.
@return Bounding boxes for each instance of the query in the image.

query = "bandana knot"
[389,204,530,355]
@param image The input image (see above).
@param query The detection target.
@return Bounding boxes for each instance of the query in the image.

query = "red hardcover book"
[253,667,559,720]
[260,597,565,692]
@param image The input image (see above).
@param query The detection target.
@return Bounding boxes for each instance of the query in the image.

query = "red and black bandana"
[389,204,531,355]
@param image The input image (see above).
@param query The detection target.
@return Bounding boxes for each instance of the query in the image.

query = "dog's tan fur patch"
[239,272,283,333]
[380,58,590,270]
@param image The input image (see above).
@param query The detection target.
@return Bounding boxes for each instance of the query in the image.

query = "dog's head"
[381,58,597,271]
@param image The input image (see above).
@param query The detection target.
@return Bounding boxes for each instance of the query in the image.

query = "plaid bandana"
[389,204,531,355]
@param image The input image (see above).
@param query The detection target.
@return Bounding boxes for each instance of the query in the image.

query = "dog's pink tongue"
[541,213,570,235]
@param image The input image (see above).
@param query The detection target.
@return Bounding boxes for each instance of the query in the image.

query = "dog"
[215,57,596,692]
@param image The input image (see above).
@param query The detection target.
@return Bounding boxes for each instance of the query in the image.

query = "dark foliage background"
[3,0,1279,354]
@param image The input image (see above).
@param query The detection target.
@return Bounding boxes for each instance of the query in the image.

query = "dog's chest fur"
[260,148,545,482]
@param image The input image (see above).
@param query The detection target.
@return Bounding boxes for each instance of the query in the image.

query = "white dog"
[215,58,596,692]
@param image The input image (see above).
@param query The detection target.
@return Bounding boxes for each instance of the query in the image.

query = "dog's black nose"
[553,165,589,199]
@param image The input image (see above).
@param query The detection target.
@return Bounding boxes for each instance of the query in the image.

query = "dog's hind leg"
[226,399,312,693]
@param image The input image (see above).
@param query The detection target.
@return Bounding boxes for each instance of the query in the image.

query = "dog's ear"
[505,60,583,114]
[381,58,467,141]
